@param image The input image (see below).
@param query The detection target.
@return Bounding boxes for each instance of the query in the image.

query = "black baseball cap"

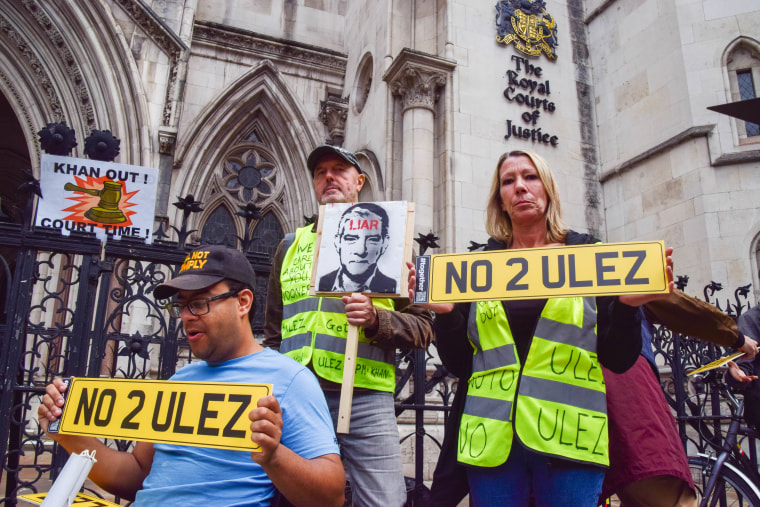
[307,144,362,175]
[153,245,256,300]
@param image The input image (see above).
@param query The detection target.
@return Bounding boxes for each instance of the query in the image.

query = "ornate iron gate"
[0,202,276,504]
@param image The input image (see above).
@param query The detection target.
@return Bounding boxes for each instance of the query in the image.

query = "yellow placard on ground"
[687,352,745,376]
[415,241,668,303]
[19,491,121,506]
[51,378,271,451]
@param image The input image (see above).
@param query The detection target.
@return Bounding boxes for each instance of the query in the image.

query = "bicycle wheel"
[688,455,760,507]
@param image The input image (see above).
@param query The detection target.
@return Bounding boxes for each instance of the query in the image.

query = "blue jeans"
[468,440,605,506]
[325,390,406,507]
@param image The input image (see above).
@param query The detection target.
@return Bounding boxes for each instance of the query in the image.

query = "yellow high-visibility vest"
[279,226,396,391]
[458,297,608,467]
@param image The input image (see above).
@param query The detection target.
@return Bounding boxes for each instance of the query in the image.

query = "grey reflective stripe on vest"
[318,298,346,313]
[282,297,345,320]
[281,333,311,353]
[533,298,597,353]
[283,298,319,320]
[315,333,394,364]
[467,307,517,373]
[518,375,606,414]
[463,395,513,423]
[473,344,517,374]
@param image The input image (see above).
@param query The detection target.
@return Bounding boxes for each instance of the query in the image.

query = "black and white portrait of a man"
[315,201,407,295]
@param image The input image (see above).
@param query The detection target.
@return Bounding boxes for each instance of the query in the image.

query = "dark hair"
[337,202,390,238]
[224,279,256,324]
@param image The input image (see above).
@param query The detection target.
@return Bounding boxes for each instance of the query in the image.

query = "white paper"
[41,450,97,507]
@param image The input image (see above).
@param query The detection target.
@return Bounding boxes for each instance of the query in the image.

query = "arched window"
[726,41,760,143]
[248,212,284,261]
[196,137,287,254]
[201,205,237,248]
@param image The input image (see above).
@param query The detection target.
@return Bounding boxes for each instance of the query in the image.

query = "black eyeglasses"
[165,290,239,319]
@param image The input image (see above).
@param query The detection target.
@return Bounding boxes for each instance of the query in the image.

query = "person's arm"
[727,361,758,383]
[342,293,434,351]
[644,290,746,348]
[38,379,153,500]
[250,395,345,507]
[263,240,287,350]
[737,309,760,357]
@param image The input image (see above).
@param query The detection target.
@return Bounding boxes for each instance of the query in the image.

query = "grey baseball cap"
[307,144,362,175]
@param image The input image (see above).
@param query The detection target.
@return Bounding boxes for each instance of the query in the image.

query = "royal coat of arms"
[496,0,558,60]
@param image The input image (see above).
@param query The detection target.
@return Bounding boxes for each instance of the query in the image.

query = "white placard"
[35,154,158,243]
[314,201,408,296]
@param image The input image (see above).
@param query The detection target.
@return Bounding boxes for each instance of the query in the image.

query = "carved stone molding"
[319,94,349,146]
[193,20,347,77]
[113,0,186,57]
[112,0,187,128]
[0,11,63,126]
[19,0,95,129]
[383,48,456,113]
[162,51,184,126]
[158,126,177,155]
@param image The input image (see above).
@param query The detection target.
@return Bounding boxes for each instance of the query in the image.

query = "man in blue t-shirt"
[38,245,344,506]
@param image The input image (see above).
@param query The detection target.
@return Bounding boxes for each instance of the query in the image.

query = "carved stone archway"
[173,60,321,236]
[0,1,156,169]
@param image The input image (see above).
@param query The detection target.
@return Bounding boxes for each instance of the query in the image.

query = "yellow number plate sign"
[50,378,272,451]
[414,241,668,303]
[19,492,121,506]
[687,352,745,376]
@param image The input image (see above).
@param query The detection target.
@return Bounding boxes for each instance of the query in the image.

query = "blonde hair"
[485,149,566,245]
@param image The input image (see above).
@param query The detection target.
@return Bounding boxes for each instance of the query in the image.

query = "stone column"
[384,49,455,236]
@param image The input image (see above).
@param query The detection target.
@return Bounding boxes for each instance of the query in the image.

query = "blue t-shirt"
[134,348,339,506]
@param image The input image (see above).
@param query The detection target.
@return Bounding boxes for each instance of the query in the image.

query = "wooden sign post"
[310,201,415,434]
[337,311,360,434]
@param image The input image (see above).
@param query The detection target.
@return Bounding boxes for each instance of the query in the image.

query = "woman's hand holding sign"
[618,247,674,307]
[406,262,454,314]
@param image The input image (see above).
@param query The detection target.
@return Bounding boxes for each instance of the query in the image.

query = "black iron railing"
[1,186,756,505]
